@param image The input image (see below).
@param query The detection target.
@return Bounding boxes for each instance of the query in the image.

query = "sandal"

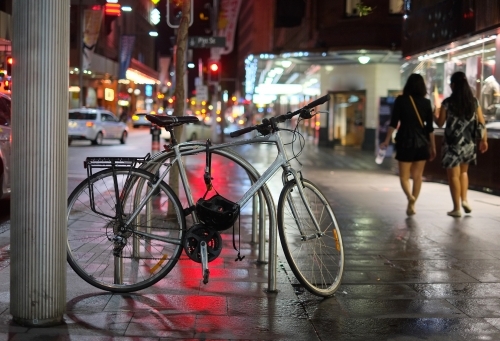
[447,210,462,218]
[406,196,416,216]
[462,201,472,214]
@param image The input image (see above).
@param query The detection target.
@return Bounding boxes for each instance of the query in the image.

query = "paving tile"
[327,298,465,318]
[104,294,227,315]
[124,312,195,338]
[412,283,500,299]
[334,284,420,299]
[194,315,318,340]
[312,317,500,341]
[342,269,478,284]
[66,293,112,313]
[447,298,500,318]
[227,295,308,318]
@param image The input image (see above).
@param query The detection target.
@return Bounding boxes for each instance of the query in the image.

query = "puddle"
[0,246,10,270]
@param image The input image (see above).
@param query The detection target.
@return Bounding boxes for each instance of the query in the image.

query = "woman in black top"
[435,71,488,217]
[380,73,436,216]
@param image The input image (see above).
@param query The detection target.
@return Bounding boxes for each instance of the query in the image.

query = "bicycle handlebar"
[229,94,329,138]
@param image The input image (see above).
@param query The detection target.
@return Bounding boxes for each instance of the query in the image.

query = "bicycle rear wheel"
[277,178,344,297]
[67,168,185,292]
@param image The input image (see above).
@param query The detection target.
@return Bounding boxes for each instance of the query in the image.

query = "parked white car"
[0,92,11,199]
[68,108,128,145]
[160,118,213,142]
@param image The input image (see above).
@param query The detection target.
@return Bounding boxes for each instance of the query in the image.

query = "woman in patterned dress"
[435,71,488,217]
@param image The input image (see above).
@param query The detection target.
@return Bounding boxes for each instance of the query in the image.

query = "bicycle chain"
[106,223,191,261]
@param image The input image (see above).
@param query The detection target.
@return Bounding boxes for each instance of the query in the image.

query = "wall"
[0,11,11,41]
[322,63,401,130]
[402,0,500,57]
[320,63,401,150]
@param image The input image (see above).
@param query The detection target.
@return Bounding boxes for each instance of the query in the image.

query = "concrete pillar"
[10,0,69,327]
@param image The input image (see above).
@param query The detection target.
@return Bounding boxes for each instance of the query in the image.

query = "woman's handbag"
[409,96,430,149]
[472,113,485,141]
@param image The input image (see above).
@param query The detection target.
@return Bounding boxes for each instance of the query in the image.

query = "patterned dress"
[441,98,477,168]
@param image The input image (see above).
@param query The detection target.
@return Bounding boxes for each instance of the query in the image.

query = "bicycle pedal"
[203,269,210,284]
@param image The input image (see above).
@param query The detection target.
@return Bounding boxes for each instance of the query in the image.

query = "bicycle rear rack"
[84,155,151,173]
[83,155,151,219]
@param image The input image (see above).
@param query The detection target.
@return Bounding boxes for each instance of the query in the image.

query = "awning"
[127,58,160,84]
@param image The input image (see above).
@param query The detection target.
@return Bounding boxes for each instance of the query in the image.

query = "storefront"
[402,28,500,195]
[401,30,500,122]
[68,56,159,117]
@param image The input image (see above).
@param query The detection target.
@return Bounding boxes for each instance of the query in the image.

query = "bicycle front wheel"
[67,168,185,292]
[277,178,344,297]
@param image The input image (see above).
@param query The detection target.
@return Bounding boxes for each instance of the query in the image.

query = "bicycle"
[66,94,345,297]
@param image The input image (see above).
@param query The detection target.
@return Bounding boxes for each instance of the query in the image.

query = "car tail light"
[86,121,94,127]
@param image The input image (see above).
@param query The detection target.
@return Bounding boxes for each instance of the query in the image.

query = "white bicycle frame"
[118,129,321,291]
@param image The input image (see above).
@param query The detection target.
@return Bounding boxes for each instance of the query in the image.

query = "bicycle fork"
[281,168,324,240]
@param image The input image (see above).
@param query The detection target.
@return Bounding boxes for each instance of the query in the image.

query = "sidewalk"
[1,144,500,340]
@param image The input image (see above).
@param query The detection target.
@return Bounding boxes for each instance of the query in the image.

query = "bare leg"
[459,163,471,213]
[399,162,415,215]
[410,160,427,201]
[399,161,413,199]
[446,166,461,216]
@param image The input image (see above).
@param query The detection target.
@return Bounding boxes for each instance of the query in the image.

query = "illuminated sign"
[104,88,114,101]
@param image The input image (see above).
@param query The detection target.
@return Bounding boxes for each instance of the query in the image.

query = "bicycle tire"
[277,178,344,297]
[67,168,185,292]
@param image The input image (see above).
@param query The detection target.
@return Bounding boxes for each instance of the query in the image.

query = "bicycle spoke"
[67,168,185,292]
[278,179,344,297]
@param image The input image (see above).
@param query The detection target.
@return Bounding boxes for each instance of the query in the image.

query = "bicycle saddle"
[146,114,199,128]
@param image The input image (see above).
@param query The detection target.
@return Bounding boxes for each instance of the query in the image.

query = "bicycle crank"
[183,224,222,263]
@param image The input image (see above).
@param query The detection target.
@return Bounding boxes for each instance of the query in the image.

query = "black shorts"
[395,145,429,162]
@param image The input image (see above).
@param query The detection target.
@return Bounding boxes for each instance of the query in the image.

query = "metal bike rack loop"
[144,146,279,292]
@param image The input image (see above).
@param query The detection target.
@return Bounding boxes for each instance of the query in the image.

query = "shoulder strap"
[409,95,424,128]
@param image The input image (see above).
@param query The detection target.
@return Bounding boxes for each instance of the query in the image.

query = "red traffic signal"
[6,56,12,75]
[166,0,193,28]
[208,60,220,83]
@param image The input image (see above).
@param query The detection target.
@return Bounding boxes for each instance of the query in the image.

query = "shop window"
[389,0,404,14]
[345,0,361,17]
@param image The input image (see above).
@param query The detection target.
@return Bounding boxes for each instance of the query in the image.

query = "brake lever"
[299,109,313,119]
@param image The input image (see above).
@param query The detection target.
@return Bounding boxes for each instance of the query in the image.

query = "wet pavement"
[1,139,500,340]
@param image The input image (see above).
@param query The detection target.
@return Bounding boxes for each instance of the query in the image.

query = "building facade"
[69,0,160,116]
[0,0,160,117]
[401,0,500,194]
[401,0,500,122]
[238,0,404,150]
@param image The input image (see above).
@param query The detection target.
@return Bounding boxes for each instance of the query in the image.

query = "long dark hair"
[449,71,475,120]
[402,73,427,98]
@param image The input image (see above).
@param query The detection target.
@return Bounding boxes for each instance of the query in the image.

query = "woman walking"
[380,73,436,216]
[435,71,488,217]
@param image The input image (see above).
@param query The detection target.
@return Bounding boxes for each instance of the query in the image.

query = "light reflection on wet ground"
[1,142,500,340]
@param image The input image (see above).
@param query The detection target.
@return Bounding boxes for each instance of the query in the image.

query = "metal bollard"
[150,124,161,153]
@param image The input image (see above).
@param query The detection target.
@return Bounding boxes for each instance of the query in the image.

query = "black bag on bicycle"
[196,194,240,231]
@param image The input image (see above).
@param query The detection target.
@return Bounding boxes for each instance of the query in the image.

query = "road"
[67,127,156,191]
[0,127,156,229]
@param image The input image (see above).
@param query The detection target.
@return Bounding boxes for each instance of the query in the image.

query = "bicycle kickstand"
[200,241,210,284]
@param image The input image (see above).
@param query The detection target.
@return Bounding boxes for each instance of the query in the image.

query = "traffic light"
[166,0,193,28]
[6,56,12,76]
[208,60,220,83]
